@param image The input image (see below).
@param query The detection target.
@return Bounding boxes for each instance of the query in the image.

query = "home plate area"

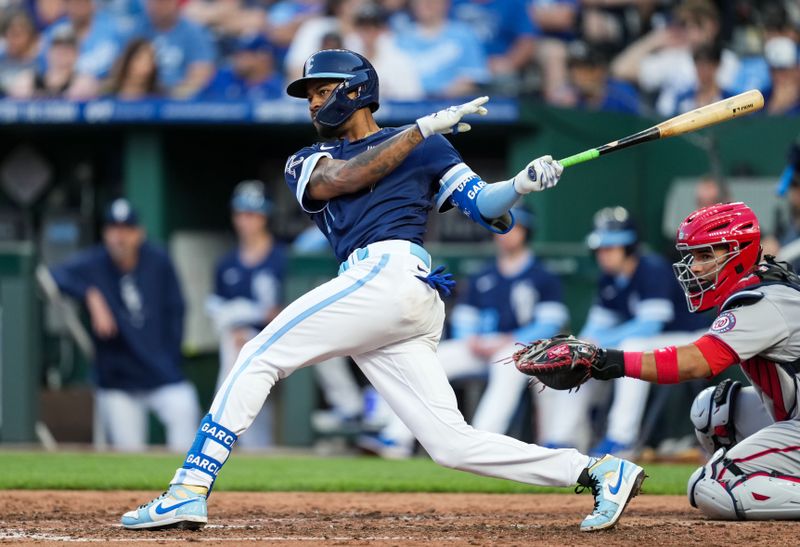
[0,491,795,546]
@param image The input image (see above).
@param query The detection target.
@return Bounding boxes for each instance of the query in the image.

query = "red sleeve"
[693,334,741,376]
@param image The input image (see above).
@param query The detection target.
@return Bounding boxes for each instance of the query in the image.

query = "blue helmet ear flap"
[315,70,379,128]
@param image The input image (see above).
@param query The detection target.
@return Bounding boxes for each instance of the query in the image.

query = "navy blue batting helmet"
[587,206,639,254]
[286,49,379,128]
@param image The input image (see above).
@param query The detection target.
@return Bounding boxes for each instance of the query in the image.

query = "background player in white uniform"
[562,206,710,456]
[122,49,645,533]
[206,181,286,449]
[362,205,571,457]
[544,201,800,520]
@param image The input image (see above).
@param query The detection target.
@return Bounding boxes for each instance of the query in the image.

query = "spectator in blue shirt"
[0,10,40,97]
[451,0,537,86]
[528,0,579,102]
[562,40,640,114]
[10,24,79,98]
[763,36,800,116]
[263,0,320,70]
[135,0,216,98]
[50,198,199,451]
[396,0,490,98]
[41,0,126,88]
[199,33,283,101]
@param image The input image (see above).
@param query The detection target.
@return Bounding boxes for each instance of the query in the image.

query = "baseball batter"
[121,49,645,532]
[521,201,800,520]
[363,206,571,458]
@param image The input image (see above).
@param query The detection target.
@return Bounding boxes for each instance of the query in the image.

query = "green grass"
[0,451,694,495]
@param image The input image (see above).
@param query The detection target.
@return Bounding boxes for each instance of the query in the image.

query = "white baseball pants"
[379,337,580,449]
[172,241,590,489]
[218,327,273,449]
[95,380,199,452]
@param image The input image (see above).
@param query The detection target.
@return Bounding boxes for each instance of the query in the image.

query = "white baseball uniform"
[168,127,590,491]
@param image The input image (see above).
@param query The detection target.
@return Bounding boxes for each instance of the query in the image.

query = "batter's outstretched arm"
[307,97,491,201]
[306,127,424,201]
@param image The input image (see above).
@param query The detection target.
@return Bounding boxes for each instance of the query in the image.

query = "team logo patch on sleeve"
[711,311,736,333]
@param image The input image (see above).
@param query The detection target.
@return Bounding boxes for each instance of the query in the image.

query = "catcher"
[515,201,800,520]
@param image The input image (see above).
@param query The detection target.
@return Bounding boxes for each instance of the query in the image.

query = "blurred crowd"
[0,0,796,115]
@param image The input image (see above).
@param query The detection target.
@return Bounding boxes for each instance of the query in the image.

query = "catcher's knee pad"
[688,448,800,520]
[690,379,742,455]
[687,449,739,519]
[726,473,800,520]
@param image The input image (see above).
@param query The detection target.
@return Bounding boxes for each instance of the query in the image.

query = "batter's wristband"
[654,345,680,384]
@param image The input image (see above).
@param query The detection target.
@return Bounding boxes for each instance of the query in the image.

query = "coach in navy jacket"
[50,198,198,451]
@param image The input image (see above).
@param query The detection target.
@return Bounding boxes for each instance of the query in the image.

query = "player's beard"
[313,119,341,140]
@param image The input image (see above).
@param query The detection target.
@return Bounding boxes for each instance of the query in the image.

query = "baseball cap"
[234,34,273,54]
[586,206,638,249]
[765,36,798,69]
[50,24,78,46]
[354,2,389,27]
[104,198,139,226]
[567,40,608,67]
[231,180,273,215]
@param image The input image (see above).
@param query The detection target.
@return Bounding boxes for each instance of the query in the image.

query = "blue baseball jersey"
[133,16,216,89]
[395,21,491,97]
[590,253,708,332]
[200,67,284,101]
[50,242,186,390]
[451,0,539,57]
[213,243,288,330]
[42,12,125,78]
[284,127,462,262]
[461,257,568,334]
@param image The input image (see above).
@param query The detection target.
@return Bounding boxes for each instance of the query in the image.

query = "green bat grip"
[558,149,600,168]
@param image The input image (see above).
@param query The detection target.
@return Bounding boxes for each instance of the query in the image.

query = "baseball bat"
[558,89,765,168]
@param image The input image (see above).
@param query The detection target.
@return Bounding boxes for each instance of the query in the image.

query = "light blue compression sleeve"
[475,179,522,219]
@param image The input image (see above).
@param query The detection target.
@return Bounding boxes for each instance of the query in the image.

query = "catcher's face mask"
[672,243,738,312]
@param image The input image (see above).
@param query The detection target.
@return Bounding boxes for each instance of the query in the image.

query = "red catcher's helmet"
[673,202,761,312]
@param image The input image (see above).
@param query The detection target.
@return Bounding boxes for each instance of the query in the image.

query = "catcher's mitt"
[512,334,601,390]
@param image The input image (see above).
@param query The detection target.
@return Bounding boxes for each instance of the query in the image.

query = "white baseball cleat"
[577,454,646,532]
[121,484,207,530]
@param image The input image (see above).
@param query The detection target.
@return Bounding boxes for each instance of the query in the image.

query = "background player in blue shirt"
[123,49,645,533]
[51,198,199,452]
[206,181,287,450]
[560,206,710,457]
[362,206,571,457]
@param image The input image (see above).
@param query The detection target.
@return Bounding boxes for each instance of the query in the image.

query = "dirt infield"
[0,491,794,546]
